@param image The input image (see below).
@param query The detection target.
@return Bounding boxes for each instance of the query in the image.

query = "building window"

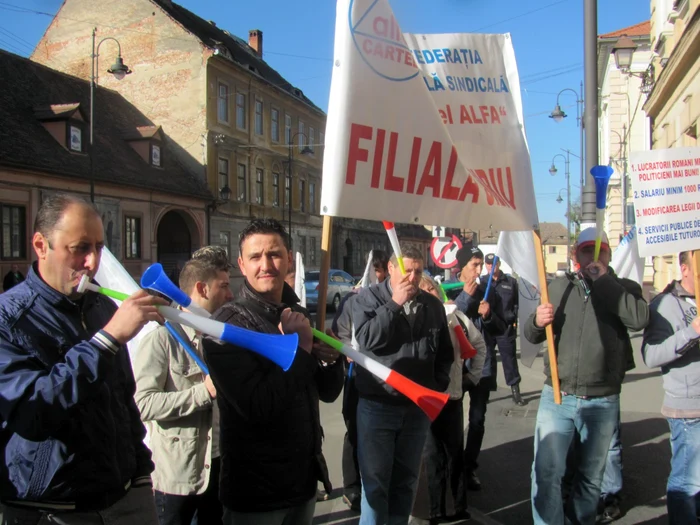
[124,216,141,260]
[217,82,229,123]
[299,180,306,212]
[319,131,324,156]
[218,157,229,192]
[285,174,291,207]
[285,114,292,144]
[309,236,317,264]
[299,236,306,261]
[309,182,316,214]
[68,123,83,152]
[309,127,315,153]
[1,204,26,260]
[151,143,162,167]
[298,120,305,150]
[219,231,230,256]
[272,172,280,207]
[548,246,556,254]
[237,163,247,201]
[255,99,263,136]
[236,92,246,129]
[255,168,264,204]
[271,108,280,142]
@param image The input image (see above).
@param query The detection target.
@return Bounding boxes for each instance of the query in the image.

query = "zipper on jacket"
[572,287,589,394]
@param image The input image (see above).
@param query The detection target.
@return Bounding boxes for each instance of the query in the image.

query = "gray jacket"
[352,280,454,403]
[642,281,700,415]
[525,270,649,396]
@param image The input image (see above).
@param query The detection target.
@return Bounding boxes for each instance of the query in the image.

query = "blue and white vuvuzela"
[141,263,212,318]
[591,165,614,262]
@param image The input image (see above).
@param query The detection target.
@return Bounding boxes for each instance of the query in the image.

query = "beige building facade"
[643,0,700,289]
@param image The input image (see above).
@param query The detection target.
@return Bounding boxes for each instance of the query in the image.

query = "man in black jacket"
[483,253,524,405]
[351,245,453,524]
[203,219,344,525]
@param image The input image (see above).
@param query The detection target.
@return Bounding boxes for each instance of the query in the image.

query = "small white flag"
[610,226,644,283]
[294,252,306,308]
[360,250,378,288]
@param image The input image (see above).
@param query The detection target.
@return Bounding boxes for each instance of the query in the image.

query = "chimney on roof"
[248,29,263,58]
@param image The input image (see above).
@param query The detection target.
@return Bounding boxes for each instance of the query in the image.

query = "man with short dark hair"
[351,245,453,524]
[642,250,700,523]
[332,249,389,512]
[203,218,344,525]
[451,244,506,492]
[527,228,648,525]
[0,193,167,523]
[483,253,524,405]
[134,250,233,525]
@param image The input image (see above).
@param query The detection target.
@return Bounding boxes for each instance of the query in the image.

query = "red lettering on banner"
[416,142,442,197]
[345,124,373,185]
[442,147,460,200]
[344,123,517,208]
[371,128,386,188]
[406,137,422,194]
[458,175,480,203]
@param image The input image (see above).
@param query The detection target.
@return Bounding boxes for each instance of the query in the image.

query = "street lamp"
[549,84,584,198]
[206,185,231,244]
[90,28,131,202]
[285,132,313,249]
[556,189,567,204]
[611,35,655,94]
[550,152,572,269]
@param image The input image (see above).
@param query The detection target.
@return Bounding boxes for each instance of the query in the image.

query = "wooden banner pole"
[316,215,334,332]
[693,250,700,308]
[532,230,562,404]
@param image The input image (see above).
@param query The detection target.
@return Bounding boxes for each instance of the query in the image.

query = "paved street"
[313,333,671,524]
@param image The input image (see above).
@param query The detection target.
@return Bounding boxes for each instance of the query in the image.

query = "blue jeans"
[667,417,700,524]
[600,418,623,501]
[222,497,315,525]
[532,385,620,525]
[357,398,431,525]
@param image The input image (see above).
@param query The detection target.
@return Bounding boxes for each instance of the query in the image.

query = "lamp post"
[206,185,232,245]
[285,132,313,250]
[549,152,572,269]
[90,28,131,202]
[549,84,584,200]
[611,34,655,94]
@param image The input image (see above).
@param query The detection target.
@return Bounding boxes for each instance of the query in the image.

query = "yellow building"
[643,0,700,289]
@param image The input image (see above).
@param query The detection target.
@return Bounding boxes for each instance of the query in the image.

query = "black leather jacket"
[203,281,343,512]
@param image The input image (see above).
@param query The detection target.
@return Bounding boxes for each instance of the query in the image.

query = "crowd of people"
[0,193,697,525]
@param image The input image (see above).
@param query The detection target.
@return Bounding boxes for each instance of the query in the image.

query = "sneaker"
[343,493,361,512]
[465,471,481,491]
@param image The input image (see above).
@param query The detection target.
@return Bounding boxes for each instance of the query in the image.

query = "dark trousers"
[342,373,361,496]
[494,333,521,386]
[155,457,222,525]
[464,377,494,472]
[424,398,467,518]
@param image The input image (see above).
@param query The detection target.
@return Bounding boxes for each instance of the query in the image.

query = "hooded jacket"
[642,280,700,416]
[351,280,454,403]
[0,265,153,510]
[525,269,649,396]
[202,281,343,512]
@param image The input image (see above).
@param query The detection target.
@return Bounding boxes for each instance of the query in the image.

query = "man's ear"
[238,256,247,277]
[194,280,208,299]
[33,232,49,260]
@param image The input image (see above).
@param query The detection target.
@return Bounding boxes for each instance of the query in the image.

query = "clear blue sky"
[0,0,649,226]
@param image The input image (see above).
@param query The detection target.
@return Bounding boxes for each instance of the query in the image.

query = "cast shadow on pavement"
[469,416,670,524]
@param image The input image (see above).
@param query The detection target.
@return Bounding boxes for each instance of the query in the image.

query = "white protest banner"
[294,252,306,307]
[610,226,644,283]
[629,146,700,257]
[321,0,538,231]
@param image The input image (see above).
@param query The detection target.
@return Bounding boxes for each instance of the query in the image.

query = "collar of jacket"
[237,279,300,314]
[660,280,694,300]
[376,278,428,306]
[26,262,89,311]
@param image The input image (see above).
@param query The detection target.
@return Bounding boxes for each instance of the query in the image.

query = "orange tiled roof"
[599,21,651,39]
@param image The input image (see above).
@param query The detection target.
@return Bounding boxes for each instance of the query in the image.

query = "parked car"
[305,269,356,311]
